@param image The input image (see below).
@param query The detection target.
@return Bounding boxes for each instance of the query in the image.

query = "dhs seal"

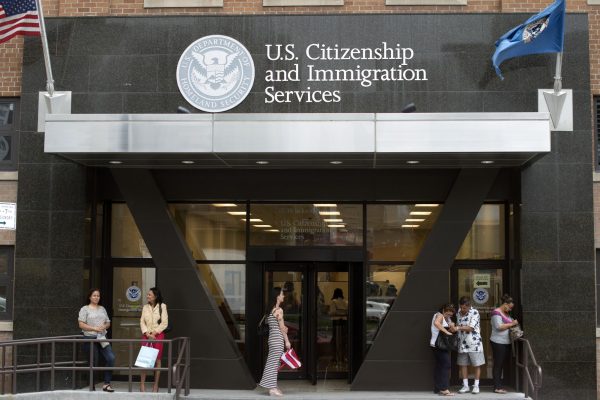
[126,286,142,302]
[472,288,489,305]
[176,35,255,113]
[523,17,549,44]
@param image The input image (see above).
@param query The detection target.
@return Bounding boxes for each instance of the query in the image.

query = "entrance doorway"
[263,262,351,384]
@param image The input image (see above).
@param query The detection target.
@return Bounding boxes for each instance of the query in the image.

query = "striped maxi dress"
[259,313,285,389]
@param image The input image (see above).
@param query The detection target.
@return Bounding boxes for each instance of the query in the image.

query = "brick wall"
[1,0,600,96]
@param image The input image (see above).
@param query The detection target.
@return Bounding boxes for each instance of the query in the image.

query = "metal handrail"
[514,337,542,399]
[0,336,190,398]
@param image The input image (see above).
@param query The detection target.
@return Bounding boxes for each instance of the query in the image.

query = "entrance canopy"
[44,112,550,168]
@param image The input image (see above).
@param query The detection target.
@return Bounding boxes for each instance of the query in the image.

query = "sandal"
[494,388,508,394]
[102,384,115,393]
[438,390,455,396]
[269,388,283,397]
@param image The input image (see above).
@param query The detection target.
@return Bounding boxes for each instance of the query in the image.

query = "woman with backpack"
[140,287,169,392]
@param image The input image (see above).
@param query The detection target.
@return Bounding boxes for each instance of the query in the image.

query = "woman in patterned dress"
[259,287,291,397]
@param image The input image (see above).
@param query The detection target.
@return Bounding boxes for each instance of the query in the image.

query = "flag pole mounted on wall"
[492,0,570,130]
[33,0,54,97]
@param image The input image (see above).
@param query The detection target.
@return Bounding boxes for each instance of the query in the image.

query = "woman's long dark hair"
[265,287,282,314]
[86,288,101,305]
[332,288,344,300]
[150,287,165,324]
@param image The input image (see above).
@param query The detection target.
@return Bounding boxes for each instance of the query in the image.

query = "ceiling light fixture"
[253,224,272,228]
[256,161,269,165]
[241,218,262,222]
[212,203,237,207]
[227,211,247,216]
[415,204,439,207]
[328,224,346,228]
[181,160,195,164]
[108,160,122,165]
[264,229,280,232]
[323,218,343,222]
[410,211,432,215]
[402,224,420,228]
[406,160,420,164]
[405,218,425,222]
[481,160,495,164]
[330,161,343,165]
[314,204,337,207]
[319,211,341,216]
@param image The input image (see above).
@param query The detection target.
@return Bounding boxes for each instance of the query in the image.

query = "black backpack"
[257,314,269,336]
[158,303,173,334]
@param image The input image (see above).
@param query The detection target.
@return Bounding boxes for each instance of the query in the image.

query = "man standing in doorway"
[456,296,485,394]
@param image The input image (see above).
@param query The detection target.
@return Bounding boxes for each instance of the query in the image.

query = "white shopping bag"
[135,345,159,368]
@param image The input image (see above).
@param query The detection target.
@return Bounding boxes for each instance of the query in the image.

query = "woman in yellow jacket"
[139,287,168,392]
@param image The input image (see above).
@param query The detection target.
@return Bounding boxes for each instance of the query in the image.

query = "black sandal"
[102,384,115,393]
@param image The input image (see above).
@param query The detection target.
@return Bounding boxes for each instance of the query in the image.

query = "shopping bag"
[279,348,302,370]
[134,344,159,368]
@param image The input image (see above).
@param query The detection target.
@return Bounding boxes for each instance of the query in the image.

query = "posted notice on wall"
[0,203,16,230]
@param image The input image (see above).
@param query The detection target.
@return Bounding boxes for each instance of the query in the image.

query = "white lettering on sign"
[262,41,427,104]
[0,203,16,230]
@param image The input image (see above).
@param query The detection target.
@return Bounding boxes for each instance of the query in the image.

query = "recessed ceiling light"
[328,224,346,228]
[323,218,343,222]
[415,204,439,207]
[212,203,237,207]
[319,211,341,216]
[265,229,280,232]
[314,204,337,207]
[109,160,122,165]
[227,211,247,216]
[406,160,420,164]
[410,211,432,215]
[241,218,262,222]
[253,224,272,228]
[481,160,495,164]
[405,218,425,222]
[330,161,343,165]
[256,161,269,165]
[181,160,195,164]
[402,224,420,228]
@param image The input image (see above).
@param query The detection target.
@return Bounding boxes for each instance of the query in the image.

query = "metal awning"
[44,112,550,168]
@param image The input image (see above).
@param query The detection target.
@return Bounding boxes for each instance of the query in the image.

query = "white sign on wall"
[0,203,16,230]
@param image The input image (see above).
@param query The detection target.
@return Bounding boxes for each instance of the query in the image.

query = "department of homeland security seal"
[176,35,255,113]
[522,16,549,44]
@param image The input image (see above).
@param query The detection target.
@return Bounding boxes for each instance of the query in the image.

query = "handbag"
[158,303,173,334]
[435,333,458,352]
[257,314,269,336]
[134,343,159,368]
[509,324,524,341]
[279,348,302,370]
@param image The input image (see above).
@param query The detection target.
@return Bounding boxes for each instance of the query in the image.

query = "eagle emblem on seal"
[191,50,241,96]
[522,16,549,43]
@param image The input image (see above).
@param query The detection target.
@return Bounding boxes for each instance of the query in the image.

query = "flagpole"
[553,52,563,93]
[34,0,55,97]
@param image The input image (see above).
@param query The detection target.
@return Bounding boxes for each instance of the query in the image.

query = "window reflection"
[367,204,442,261]
[0,286,5,312]
[456,204,505,260]
[250,204,363,246]
[170,204,246,260]
[0,103,13,127]
[366,264,410,348]
[196,263,246,355]
[111,204,151,258]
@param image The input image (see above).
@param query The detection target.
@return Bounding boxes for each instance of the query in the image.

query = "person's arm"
[156,303,168,334]
[275,309,291,349]
[140,305,149,335]
[78,307,103,332]
[491,314,516,331]
[433,314,452,335]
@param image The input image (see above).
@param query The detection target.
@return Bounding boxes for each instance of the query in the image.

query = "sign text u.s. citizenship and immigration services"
[263,42,428,104]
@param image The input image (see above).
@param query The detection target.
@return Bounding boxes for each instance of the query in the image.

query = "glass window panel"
[0,136,11,161]
[456,204,505,260]
[367,204,442,261]
[197,263,246,355]
[249,204,363,246]
[0,103,13,127]
[111,204,151,258]
[0,251,8,275]
[169,204,246,260]
[366,264,410,349]
[0,286,6,312]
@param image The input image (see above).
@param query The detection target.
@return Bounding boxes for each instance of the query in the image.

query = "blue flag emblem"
[492,0,566,79]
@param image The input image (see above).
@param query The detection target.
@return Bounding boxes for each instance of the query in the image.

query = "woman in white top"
[139,287,169,393]
[430,303,457,397]
[330,288,348,364]
[490,294,519,394]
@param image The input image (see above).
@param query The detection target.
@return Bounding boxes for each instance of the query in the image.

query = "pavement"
[0,380,529,400]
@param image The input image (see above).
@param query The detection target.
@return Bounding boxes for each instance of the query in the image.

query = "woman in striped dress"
[259,287,291,397]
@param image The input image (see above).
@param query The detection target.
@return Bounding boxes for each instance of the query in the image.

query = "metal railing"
[514,337,542,399]
[0,335,190,398]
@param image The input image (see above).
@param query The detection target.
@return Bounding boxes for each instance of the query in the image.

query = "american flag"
[0,0,40,45]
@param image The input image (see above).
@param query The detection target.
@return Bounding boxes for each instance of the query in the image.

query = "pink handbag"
[279,348,302,370]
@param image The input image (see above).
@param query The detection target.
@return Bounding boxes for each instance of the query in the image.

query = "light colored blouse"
[430,312,449,347]
[330,298,348,320]
[490,309,512,345]
[140,303,169,335]
[78,305,110,337]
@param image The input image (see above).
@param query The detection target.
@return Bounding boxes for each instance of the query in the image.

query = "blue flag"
[492,0,565,79]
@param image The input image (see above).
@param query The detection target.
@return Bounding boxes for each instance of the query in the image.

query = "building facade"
[0,1,598,399]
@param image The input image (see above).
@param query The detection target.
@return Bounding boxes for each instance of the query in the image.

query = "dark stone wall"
[16,13,595,397]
